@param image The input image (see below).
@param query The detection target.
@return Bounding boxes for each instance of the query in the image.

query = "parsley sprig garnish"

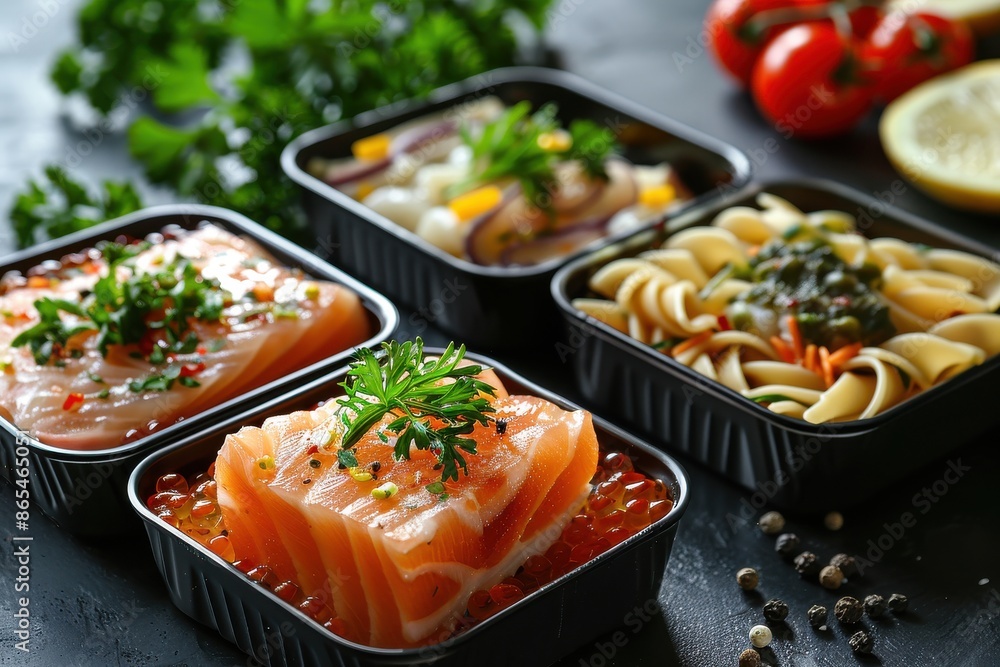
[337,339,496,483]
[11,241,226,367]
[452,101,620,211]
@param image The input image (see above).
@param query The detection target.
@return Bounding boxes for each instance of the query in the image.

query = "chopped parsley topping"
[11,240,227,365]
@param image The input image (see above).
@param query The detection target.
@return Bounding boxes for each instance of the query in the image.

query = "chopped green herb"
[88,372,104,383]
[96,388,110,399]
[425,482,446,495]
[337,449,358,469]
[11,244,229,365]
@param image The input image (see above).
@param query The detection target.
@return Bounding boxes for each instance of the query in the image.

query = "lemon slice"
[888,0,1000,36]
[880,60,1000,214]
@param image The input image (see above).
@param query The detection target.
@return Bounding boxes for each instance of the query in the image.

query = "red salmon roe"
[274,581,300,603]
[149,450,674,642]
[156,473,189,494]
[489,583,524,608]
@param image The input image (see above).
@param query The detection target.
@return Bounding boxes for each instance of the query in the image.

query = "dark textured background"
[2,1,1000,665]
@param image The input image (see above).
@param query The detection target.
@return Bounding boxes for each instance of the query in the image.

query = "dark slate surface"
[2,0,1000,665]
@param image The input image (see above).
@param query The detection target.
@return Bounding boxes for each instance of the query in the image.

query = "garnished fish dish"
[573,194,1000,424]
[0,223,372,451]
[147,340,676,648]
[307,98,692,267]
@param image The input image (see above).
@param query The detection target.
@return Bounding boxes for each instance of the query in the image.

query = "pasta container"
[128,351,689,667]
[551,180,1000,513]
[281,66,751,350]
[0,204,398,536]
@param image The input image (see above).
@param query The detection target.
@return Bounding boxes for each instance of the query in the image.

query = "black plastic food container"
[128,350,689,667]
[281,66,750,351]
[0,204,398,536]
[552,180,1000,513]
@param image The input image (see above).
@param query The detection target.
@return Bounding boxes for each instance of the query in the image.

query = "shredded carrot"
[785,315,804,361]
[804,344,818,374]
[747,245,761,257]
[670,331,714,357]
[828,342,863,368]
[819,346,834,388]
[769,336,795,364]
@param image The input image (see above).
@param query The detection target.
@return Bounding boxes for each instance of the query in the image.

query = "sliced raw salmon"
[214,371,599,648]
[0,224,371,450]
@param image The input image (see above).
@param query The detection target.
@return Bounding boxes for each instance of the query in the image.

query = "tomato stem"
[741,0,886,41]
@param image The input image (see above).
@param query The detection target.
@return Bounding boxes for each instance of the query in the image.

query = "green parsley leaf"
[337,339,496,483]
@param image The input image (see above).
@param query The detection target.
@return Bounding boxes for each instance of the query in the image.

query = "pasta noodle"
[572,194,1000,424]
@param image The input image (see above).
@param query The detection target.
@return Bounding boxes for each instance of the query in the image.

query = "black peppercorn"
[763,598,789,622]
[888,593,909,613]
[309,459,321,468]
[775,533,800,558]
[819,565,844,590]
[738,648,762,667]
[758,511,785,534]
[830,553,857,578]
[371,461,381,473]
[807,604,828,628]
[849,629,874,654]
[794,551,821,576]
[737,567,759,591]
[864,594,888,618]
[495,418,508,435]
[835,596,864,624]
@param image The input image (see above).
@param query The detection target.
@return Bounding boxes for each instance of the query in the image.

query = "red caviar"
[148,450,673,641]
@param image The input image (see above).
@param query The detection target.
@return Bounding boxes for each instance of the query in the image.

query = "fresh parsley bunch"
[10,0,555,248]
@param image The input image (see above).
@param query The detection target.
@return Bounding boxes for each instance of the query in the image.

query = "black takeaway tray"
[128,350,689,667]
[0,204,398,536]
[281,66,750,351]
[552,180,1000,513]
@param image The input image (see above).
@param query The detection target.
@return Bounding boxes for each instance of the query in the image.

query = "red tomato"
[706,0,824,87]
[751,23,875,139]
[862,11,975,102]
[848,5,883,39]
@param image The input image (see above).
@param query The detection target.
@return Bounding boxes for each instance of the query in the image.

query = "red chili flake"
[306,444,319,456]
[196,346,207,355]
[63,392,84,411]
[180,361,206,377]
[717,314,732,331]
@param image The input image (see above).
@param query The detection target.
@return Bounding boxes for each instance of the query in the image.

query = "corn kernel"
[639,184,676,209]
[448,185,503,222]
[371,481,399,499]
[303,282,320,300]
[349,467,373,482]
[537,130,572,152]
[351,134,392,162]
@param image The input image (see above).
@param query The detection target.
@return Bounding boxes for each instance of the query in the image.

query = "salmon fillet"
[0,224,371,450]
[214,370,599,648]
